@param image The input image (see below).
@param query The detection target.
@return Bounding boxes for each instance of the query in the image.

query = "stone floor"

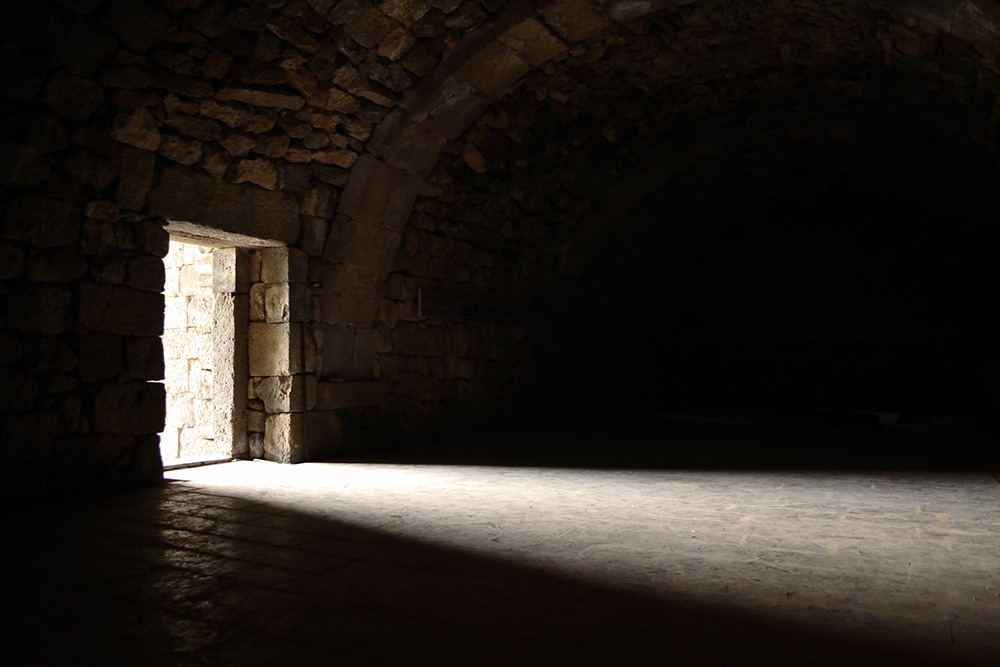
[4,413,999,665]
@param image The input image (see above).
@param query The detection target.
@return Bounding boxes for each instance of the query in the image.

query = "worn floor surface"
[4,413,999,665]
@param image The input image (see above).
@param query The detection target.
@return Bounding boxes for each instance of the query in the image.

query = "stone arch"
[324,0,1000,329]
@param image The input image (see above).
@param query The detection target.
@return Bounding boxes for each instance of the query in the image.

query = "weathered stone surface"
[305,411,344,458]
[0,143,51,187]
[217,87,305,110]
[301,185,337,218]
[158,135,204,165]
[378,25,418,60]
[220,133,256,156]
[117,147,155,212]
[7,286,73,334]
[79,283,164,336]
[150,166,300,245]
[301,215,329,256]
[454,40,531,99]
[163,114,224,141]
[497,17,566,67]
[336,154,421,231]
[126,336,164,380]
[26,249,88,282]
[103,0,169,52]
[325,217,402,274]
[110,108,161,151]
[261,246,308,283]
[538,0,613,42]
[213,247,251,294]
[234,158,278,189]
[264,412,306,463]
[126,256,165,291]
[249,283,266,321]
[319,264,380,327]
[249,322,303,376]
[93,381,165,434]
[41,72,105,120]
[345,7,392,49]
[255,375,306,413]
[254,131,291,158]
[308,84,361,112]
[312,148,358,167]
[265,15,320,53]
[315,380,388,409]
[4,195,80,247]
[264,283,311,323]
[79,335,123,382]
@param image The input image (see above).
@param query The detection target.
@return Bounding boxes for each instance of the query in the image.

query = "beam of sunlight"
[166,460,1000,662]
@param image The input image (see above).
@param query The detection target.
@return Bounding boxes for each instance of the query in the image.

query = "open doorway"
[160,237,250,467]
[161,238,226,464]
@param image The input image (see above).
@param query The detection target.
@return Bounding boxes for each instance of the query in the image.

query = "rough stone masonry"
[2,0,999,496]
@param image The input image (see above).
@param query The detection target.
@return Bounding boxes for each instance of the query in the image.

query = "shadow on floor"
[1,478,989,666]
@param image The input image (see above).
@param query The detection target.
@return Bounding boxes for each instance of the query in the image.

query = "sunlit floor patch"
[168,458,1000,663]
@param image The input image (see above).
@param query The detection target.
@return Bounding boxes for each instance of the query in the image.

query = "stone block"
[454,40,532,99]
[319,264,381,327]
[126,336,164,380]
[217,87,305,110]
[249,322,303,376]
[345,7,392,48]
[335,154,421,231]
[79,335,123,382]
[7,286,73,335]
[314,380,388,410]
[247,410,267,433]
[213,247,251,294]
[178,265,201,297]
[256,374,306,413]
[264,413,307,463]
[300,216,329,257]
[110,108,161,150]
[320,324,356,378]
[265,283,311,323]
[94,381,166,434]
[79,284,163,336]
[4,195,80,248]
[164,294,187,330]
[538,0,612,42]
[127,256,165,292]
[324,217,402,275]
[165,390,194,428]
[261,246,308,283]
[26,249,88,282]
[497,17,566,67]
[150,166,300,246]
[249,432,265,459]
[249,283,267,321]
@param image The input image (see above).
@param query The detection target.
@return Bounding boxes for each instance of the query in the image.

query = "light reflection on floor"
[168,458,1000,663]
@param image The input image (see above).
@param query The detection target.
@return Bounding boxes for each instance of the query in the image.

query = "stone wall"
[2,0,999,496]
[161,239,217,461]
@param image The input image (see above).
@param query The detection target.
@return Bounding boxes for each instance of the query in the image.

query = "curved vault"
[346,0,1000,415]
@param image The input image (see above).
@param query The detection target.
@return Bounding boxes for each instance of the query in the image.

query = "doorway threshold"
[163,455,233,471]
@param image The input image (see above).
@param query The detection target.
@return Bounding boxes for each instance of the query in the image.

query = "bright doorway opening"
[160,238,228,465]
